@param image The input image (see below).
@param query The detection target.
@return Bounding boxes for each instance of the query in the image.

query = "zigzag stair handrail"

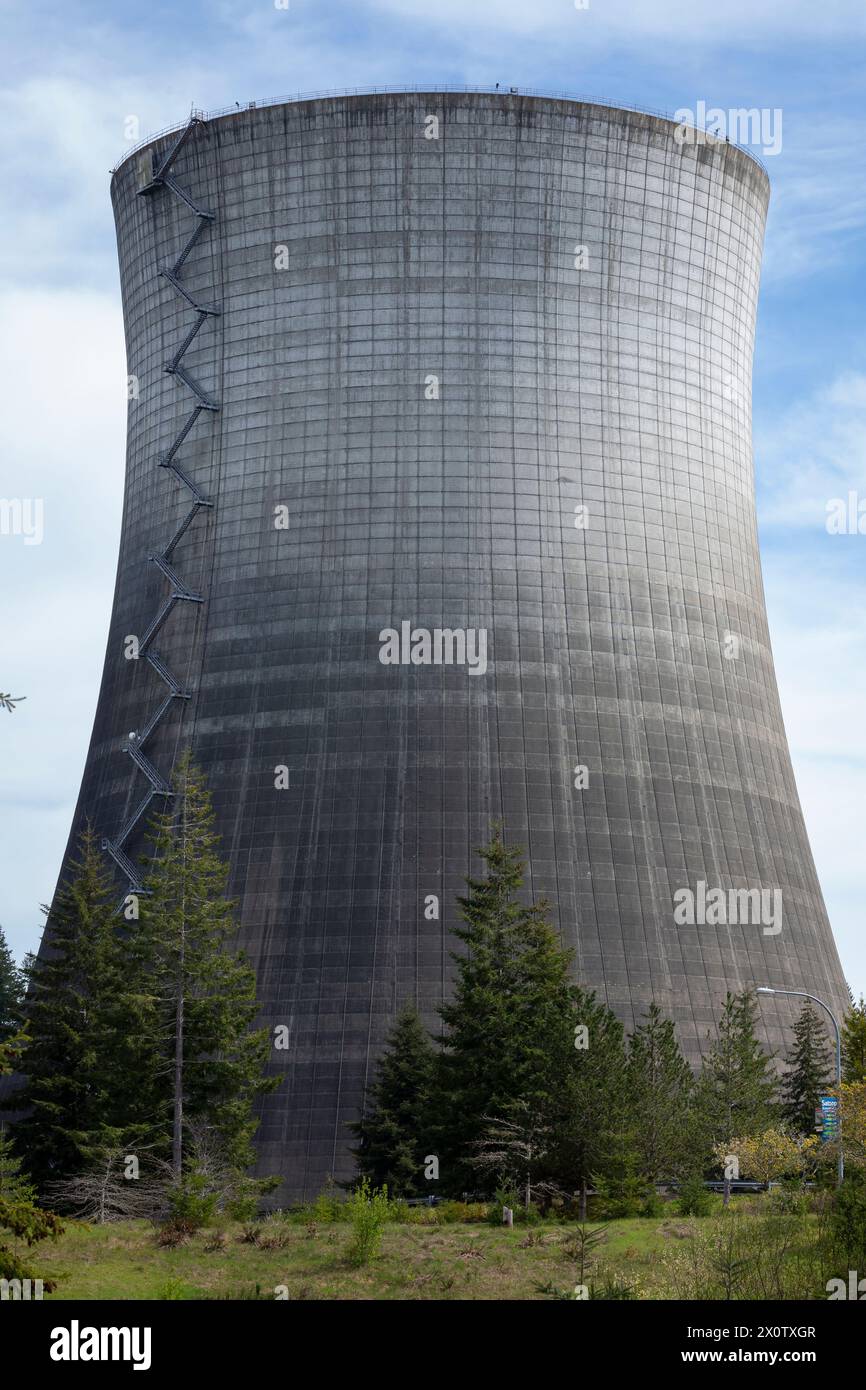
[102,116,220,905]
[160,267,220,317]
[167,362,219,410]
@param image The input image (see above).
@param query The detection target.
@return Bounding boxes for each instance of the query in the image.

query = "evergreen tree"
[7,829,130,1188]
[625,1002,694,1182]
[434,829,579,1195]
[693,990,778,1158]
[554,986,631,1215]
[781,1001,834,1135]
[0,924,24,1042]
[0,1125,35,1203]
[0,1029,63,1284]
[349,1003,437,1196]
[842,995,866,1085]
[134,752,279,1176]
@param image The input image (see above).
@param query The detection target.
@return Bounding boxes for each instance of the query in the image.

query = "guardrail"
[111,84,769,178]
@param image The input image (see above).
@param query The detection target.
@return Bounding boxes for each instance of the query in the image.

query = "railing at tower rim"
[110,85,769,179]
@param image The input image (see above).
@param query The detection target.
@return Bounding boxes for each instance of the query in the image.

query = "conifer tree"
[625,1002,694,1182]
[693,990,778,1157]
[434,829,582,1195]
[7,828,129,1187]
[134,752,279,1176]
[553,986,632,1215]
[0,924,24,1043]
[0,1125,34,1202]
[349,1003,437,1196]
[0,1026,63,1283]
[781,1001,834,1135]
[842,994,866,1085]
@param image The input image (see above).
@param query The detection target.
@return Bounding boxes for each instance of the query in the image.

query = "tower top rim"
[110,86,770,188]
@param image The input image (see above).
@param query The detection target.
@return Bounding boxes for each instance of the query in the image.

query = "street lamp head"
[756,987,775,995]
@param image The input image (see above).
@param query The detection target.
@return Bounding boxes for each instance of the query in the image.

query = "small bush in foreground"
[165,1172,219,1234]
[346,1179,389,1267]
[676,1175,714,1217]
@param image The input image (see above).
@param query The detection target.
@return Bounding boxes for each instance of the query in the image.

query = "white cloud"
[370,0,866,41]
[0,287,125,963]
[755,371,866,529]
[764,556,866,994]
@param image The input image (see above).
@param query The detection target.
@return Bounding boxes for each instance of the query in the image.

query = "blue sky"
[1,0,864,995]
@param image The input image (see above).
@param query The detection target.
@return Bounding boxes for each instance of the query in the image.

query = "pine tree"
[7,828,129,1188]
[349,1003,437,1196]
[693,990,778,1157]
[434,829,579,1195]
[625,1002,694,1182]
[781,1001,834,1135]
[134,751,279,1176]
[0,923,24,1042]
[842,995,866,1084]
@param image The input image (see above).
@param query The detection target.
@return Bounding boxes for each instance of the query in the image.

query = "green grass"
[13,1197,830,1301]
[20,1216,702,1301]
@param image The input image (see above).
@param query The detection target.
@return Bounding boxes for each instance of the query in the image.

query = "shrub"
[592,1174,655,1220]
[346,1179,390,1267]
[769,1180,809,1216]
[310,1181,347,1224]
[225,1188,261,1223]
[486,1189,540,1225]
[590,1274,640,1299]
[677,1175,714,1217]
[155,1222,191,1248]
[829,1169,866,1269]
[155,1278,197,1300]
[405,1204,441,1225]
[438,1201,489,1224]
[639,1189,665,1218]
[165,1171,218,1233]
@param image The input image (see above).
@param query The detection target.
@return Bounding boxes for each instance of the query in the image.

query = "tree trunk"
[579,1177,587,1222]
[172,984,184,1177]
[173,789,188,1179]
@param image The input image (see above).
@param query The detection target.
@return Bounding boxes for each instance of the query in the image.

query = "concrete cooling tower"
[57,91,847,1196]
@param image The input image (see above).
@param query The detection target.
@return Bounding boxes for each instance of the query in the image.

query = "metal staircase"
[102,117,220,901]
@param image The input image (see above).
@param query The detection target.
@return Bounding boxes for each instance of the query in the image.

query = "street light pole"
[756,986,844,1186]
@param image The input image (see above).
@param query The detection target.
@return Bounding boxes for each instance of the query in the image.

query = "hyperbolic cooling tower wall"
[61,93,847,1197]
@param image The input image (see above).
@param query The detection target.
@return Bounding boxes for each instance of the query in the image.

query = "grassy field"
[10,1195,835,1301]
[27,1216,694,1301]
